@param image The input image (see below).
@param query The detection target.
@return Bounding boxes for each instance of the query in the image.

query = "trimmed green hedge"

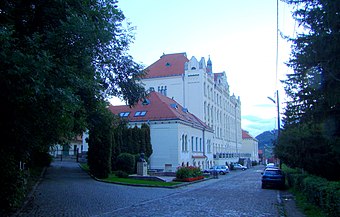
[286,172,340,217]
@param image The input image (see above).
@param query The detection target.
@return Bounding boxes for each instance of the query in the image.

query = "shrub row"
[286,173,340,217]
[176,166,202,179]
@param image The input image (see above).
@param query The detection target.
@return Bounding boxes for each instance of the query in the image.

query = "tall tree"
[0,0,145,212]
[87,102,113,179]
[277,0,340,180]
[141,123,153,158]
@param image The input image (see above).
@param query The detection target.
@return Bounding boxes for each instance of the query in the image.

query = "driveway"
[16,161,299,217]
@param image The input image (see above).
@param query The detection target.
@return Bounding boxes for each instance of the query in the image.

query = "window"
[182,134,185,151]
[119,112,130,117]
[185,135,188,151]
[195,137,198,151]
[207,139,211,153]
[199,138,202,152]
[158,85,167,96]
[191,136,194,151]
[134,111,147,117]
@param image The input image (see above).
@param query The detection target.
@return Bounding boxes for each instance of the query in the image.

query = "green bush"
[116,153,135,174]
[303,176,327,207]
[284,167,340,217]
[302,177,340,217]
[325,182,340,216]
[176,166,202,179]
[286,173,308,190]
[115,170,129,178]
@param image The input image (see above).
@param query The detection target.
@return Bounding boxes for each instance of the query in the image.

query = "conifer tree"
[277,0,340,180]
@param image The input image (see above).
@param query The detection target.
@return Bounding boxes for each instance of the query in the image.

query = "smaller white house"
[241,130,259,164]
[50,133,88,158]
[109,91,214,172]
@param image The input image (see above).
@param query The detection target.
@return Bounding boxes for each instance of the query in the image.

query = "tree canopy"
[276,0,340,180]
[0,0,145,212]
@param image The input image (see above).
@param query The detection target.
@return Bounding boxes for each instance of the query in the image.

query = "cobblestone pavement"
[16,161,296,217]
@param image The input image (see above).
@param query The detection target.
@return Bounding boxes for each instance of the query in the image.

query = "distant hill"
[256,130,278,151]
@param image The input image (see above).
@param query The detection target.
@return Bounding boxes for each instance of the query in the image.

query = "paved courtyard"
[15,160,303,217]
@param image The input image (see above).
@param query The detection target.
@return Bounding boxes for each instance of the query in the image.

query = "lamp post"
[267,90,280,137]
[267,90,281,167]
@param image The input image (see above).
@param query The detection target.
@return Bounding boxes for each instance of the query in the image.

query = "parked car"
[204,165,229,175]
[261,163,279,174]
[266,163,275,167]
[261,167,285,189]
[232,163,247,171]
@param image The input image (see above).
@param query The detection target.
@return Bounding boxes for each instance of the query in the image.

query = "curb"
[277,191,286,217]
[78,164,213,189]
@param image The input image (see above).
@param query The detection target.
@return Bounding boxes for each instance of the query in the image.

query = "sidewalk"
[280,191,306,217]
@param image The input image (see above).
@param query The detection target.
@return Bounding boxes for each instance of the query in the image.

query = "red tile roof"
[108,92,211,131]
[242,130,254,139]
[143,53,189,79]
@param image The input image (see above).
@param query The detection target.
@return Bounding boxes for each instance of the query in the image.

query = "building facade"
[142,53,242,165]
[109,91,214,172]
[241,130,259,165]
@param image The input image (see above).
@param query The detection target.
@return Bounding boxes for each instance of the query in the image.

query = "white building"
[241,130,259,165]
[50,133,88,158]
[109,91,214,172]
[141,53,242,165]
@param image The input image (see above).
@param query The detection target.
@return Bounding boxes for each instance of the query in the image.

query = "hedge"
[286,172,340,217]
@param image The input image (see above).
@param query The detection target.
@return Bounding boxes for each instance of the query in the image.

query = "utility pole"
[267,90,281,167]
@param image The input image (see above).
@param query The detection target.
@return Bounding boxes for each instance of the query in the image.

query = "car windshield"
[265,170,282,175]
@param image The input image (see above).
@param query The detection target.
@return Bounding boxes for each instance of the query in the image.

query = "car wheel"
[219,171,224,175]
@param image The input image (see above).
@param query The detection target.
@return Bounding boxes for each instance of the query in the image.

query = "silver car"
[204,165,230,175]
[233,163,247,171]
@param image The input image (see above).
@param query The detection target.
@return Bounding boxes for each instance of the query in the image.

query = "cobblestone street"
[15,161,297,217]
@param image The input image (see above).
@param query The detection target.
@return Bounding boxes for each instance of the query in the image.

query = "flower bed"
[175,166,204,182]
[181,176,204,182]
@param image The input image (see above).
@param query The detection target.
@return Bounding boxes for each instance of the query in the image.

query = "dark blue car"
[261,168,285,189]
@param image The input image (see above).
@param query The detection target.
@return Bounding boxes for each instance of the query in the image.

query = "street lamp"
[267,90,280,137]
[267,90,281,167]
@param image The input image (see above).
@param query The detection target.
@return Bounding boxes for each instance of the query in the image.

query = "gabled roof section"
[108,92,212,131]
[144,53,189,79]
[214,72,224,82]
[242,130,257,141]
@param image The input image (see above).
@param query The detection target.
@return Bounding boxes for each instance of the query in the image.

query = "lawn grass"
[79,163,182,187]
[290,189,327,217]
[102,174,182,187]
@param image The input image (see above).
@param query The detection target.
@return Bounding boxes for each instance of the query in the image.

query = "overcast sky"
[112,0,297,137]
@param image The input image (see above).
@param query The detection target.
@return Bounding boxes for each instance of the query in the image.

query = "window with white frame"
[119,112,130,117]
[191,136,194,151]
[199,138,202,152]
[195,137,198,152]
[181,134,184,151]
